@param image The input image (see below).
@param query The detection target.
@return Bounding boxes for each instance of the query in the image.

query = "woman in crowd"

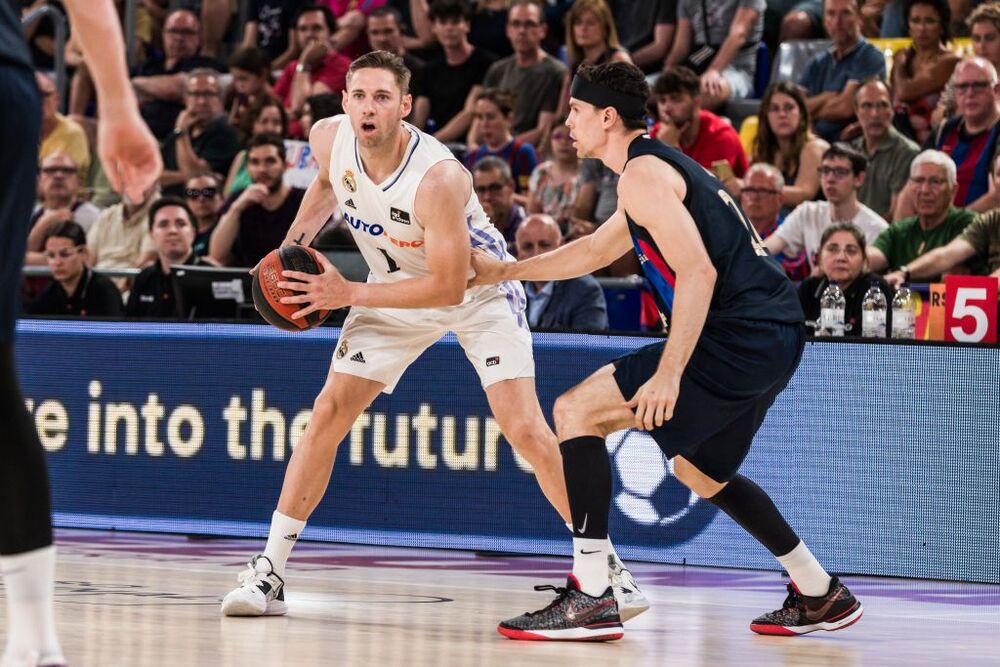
[227,46,273,129]
[752,81,829,207]
[464,88,538,198]
[527,115,580,229]
[891,0,959,144]
[798,222,893,337]
[224,95,289,195]
[24,221,123,317]
[555,0,632,119]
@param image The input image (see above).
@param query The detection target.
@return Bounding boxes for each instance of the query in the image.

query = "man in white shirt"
[764,143,887,274]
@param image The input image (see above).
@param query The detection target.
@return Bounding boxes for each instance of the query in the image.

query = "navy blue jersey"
[623,135,803,330]
[1,0,32,68]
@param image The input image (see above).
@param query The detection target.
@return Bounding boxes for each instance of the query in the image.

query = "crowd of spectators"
[15,0,1000,336]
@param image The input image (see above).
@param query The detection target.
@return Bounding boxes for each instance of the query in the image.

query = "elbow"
[700,262,718,288]
[443,285,466,306]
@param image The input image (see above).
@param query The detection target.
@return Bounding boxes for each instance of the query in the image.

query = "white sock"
[572,537,610,597]
[263,511,306,577]
[1,545,63,662]
[776,541,832,597]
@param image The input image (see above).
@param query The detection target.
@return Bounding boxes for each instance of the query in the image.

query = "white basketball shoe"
[609,555,650,621]
[221,555,288,617]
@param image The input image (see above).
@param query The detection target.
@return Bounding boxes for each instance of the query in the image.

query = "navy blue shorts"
[613,319,805,483]
[0,64,41,343]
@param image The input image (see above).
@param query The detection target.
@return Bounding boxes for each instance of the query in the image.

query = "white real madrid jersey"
[329,117,516,292]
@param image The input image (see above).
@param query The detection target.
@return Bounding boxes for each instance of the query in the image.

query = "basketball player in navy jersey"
[0,1,161,663]
[471,62,863,641]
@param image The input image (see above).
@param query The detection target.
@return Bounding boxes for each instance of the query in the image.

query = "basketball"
[252,246,331,331]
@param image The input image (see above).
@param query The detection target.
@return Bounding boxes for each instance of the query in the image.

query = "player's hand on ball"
[277,251,352,317]
[625,371,681,431]
[468,249,507,286]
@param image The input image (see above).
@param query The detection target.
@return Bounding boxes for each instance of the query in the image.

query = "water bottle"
[861,282,887,338]
[891,287,916,339]
[819,283,846,336]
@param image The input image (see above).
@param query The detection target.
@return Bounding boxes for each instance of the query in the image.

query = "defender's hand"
[468,249,508,286]
[278,251,352,317]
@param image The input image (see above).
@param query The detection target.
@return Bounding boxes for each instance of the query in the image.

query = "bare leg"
[276,371,385,521]
[485,377,570,523]
[198,0,231,58]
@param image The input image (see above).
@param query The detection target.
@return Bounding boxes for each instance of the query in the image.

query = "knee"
[672,457,724,498]
[552,392,587,436]
[780,12,817,40]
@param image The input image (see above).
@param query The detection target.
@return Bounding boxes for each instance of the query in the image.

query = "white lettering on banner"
[34,400,68,452]
[223,395,248,459]
[251,388,286,461]
[87,379,102,453]
[105,402,139,455]
[283,140,319,189]
[167,406,204,457]
[142,394,165,456]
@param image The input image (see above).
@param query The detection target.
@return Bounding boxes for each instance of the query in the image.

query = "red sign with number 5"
[944,275,998,344]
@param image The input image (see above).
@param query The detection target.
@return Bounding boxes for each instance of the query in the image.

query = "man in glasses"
[36,71,90,176]
[481,0,567,147]
[764,143,886,274]
[23,221,123,318]
[739,162,808,279]
[24,152,101,266]
[868,149,979,278]
[473,156,526,250]
[132,9,222,140]
[185,173,224,258]
[849,77,919,219]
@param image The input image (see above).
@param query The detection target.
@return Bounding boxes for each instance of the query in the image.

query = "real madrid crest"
[336,339,349,359]
[342,169,357,193]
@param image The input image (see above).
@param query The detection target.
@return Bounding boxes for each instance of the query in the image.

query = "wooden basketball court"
[1,529,997,666]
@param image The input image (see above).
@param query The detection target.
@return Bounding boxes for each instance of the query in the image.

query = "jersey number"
[718,189,767,257]
[378,248,401,273]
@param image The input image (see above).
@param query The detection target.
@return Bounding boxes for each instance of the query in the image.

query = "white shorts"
[331,284,534,393]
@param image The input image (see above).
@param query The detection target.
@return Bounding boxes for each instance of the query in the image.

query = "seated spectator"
[885,203,1000,286]
[765,143,888,273]
[571,158,618,239]
[273,5,351,139]
[86,191,160,290]
[652,66,748,185]
[132,9,222,140]
[226,47,274,129]
[24,221,123,317]
[301,92,344,137]
[766,0,824,44]
[366,5,429,128]
[323,0,384,60]
[470,0,514,59]
[36,72,89,177]
[421,0,498,142]
[850,77,920,218]
[969,3,1000,72]
[240,0,307,70]
[160,69,241,198]
[891,0,959,144]
[25,152,101,265]
[869,150,977,275]
[225,95,289,194]
[739,163,809,279]
[473,156,526,248]
[612,0,676,73]
[751,82,830,207]
[464,89,538,195]
[799,0,886,142]
[127,197,213,318]
[555,0,632,118]
[798,222,893,336]
[867,0,906,37]
[527,116,581,227]
[480,0,567,147]
[516,213,608,330]
[210,134,306,267]
[664,0,766,109]
[185,173,225,258]
[921,57,1000,213]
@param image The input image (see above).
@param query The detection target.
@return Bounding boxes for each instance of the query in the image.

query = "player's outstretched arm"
[281,117,342,248]
[62,0,161,202]
[470,209,632,286]
[619,156,717,431]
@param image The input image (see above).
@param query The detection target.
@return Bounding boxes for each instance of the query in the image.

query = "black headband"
[569,75,647,121]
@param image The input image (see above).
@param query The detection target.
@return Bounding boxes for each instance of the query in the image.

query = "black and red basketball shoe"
[750,576,863,636]
[497,574,623,641]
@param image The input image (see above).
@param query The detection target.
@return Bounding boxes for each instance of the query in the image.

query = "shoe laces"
[236,556,269,586]
[779,583,805,612]
[523,584,572,616]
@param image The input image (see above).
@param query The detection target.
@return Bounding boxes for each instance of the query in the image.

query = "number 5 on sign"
[944,275,998,343]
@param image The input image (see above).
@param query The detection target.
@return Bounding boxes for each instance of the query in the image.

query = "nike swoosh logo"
[580,549,602,555]
[804,596,838,622]
[576,513,588,534]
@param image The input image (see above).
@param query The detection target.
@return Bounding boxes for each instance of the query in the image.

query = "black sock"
[559,436,612,540]
[0,343,54,555]
[707,474,799,557]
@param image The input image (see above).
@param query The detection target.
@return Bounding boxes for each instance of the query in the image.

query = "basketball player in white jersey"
[221,51,647,620]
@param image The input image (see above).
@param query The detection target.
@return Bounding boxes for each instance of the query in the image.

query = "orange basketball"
[252,246,332,331]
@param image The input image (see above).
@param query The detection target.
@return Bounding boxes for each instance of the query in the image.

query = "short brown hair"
[968,2,1000,30]
[347,50,411,95]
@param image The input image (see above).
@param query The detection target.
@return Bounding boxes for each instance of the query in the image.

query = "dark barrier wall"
[15,321,1000,583]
